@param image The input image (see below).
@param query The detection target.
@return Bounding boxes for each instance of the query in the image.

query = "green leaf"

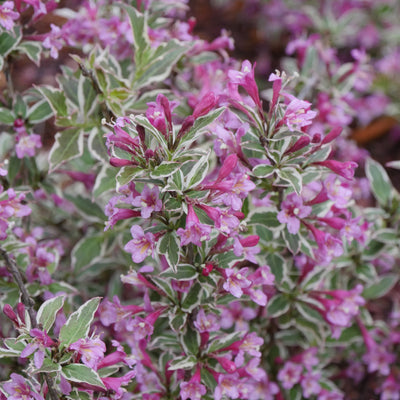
[181,282,203,312]
[201,367,217,391]
[295,302,323,324]
[252,164,275,178]
[48,128,83,172]
[150,162,181,178]
[14,94,27,118]
[59,297,101,348]
[16,41,42,65]
[282,227,300,254]
[93,164,118,198]
[168,355,197,371]
[207,331,244,354]
[117,166,144,186]
[185,152,210,189]
[65,194,106,222]
[62,364,106,389]
[0,29,21,56]
[249,211,281,228]
[37,86,68,118]
[182,326,200,355]
[160,264,198,280]
[179,107,225,149]
[72,234,105,273]
[266,253,287,284]
[267,293,290,318]
[27,100,53,124]
[120,4,150,64]
[134,40,191,89]
[365,158,393,206]
[289,386,302,400]
[0,107,15,125]
[373,229,398,244]
[362,274,398,299]
[35,358,61,373]
[158,232,180,271]
[151,276,176,302]
[169,309,187,332]
[277,167,302,195]
[134,115,168,152]
[37,295,65,332]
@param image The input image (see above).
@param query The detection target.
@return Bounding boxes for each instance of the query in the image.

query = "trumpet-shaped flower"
[124,225,155,263]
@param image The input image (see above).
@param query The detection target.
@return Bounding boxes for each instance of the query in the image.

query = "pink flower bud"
[193,92,217,119]
[216,154,238,182]
[3,304,18,325]
[321,127,342,145]
[214,356,237,373]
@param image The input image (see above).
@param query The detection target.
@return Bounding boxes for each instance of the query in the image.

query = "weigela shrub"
[0,1,399,399]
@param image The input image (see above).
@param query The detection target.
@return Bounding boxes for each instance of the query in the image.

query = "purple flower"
[0,1,19,31]
[301,371,321,398]
[43,24,64,59]
[20,329,55,369]
[279,93,317,131]
[3,373,44,400]
[315,160,358,181]
[180,368,207,400]
[228,60,263,112]
[131,185,162,218]
[69,337,106,369]
[177,204,212,247]
[194,308,220,333]
[15,133,42,159]
[277,193,312,234]
[277,361,302,390]
[214,373,240,400]
[223,267,252,298]
[124,225,155,263]
[380,375,400,400]
[146,94,178,137]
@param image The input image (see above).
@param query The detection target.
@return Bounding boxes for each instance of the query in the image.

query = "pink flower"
[20,328,55,369]
[278,94,317,131]
[0,1,19,31]
[277,361,302,390]
[301,371,321,398]
[380,375,400,400]
[194,308,220,332]
[214,373,240,400]
[268,72,283,113]
[314,160,358,181]
[363,345,395,376]
[15,133,42,159]
[180,368,207,400]
[277,193,312,234]
[233,235,260,263]
[223,267,252,298]
[146,94,178,138]
[102,370,136,398]
[177,204,212,247]
[69,337,106,369]
[3,373,44,400]
[131,185,162,218]
[43,24,64,59]
[124,225,155,263]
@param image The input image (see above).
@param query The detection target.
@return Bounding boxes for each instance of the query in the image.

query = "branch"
[0,247,60,400]
[0,247,36,327]
[77,62,116,122]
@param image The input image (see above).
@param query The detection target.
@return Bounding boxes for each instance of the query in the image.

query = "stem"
[0,247,60,400]
[0,247,36,327]
[77,62,116,122]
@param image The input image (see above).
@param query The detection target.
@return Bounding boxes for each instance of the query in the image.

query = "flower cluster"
[0,0,400,399]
